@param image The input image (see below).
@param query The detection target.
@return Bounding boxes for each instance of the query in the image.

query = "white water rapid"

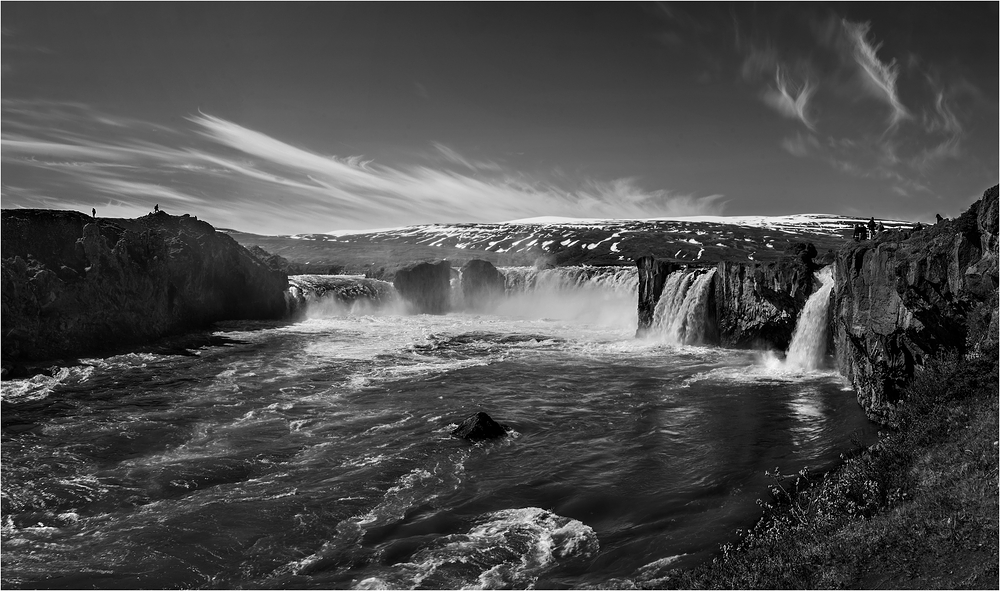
[649,269,717,346]
[784,265,835,371]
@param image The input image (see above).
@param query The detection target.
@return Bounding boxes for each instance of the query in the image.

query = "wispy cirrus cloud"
[762,68,816,130]
[1,103,726,234]
[840,20,909,127]
[739,41,817,131]
[722,7,991,205]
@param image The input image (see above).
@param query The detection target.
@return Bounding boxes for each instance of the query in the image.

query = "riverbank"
[646,342,999,589]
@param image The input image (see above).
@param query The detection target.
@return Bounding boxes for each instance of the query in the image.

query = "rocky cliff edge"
[2,210,289,374]
[834,185,999,422]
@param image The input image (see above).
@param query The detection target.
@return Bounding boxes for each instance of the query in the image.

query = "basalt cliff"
[635,185,999,423]
[635,244,818,350]
[834,186,998,422]
[1,210,289,374]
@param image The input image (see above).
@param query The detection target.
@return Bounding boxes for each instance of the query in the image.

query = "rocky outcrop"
[635,247,816,348]
[635,256,677,336]
[392,260,452,314]
[461,259,506,311]
[713,254,815,350]
[833,186,998,422]
[451,411,510,440]
[1,210,288,372]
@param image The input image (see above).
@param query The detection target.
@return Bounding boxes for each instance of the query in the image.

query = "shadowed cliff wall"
[2,210,289,372]
[635,251,815,349]
[833,186,998,422]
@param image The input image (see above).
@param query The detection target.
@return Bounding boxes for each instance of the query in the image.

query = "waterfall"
[784,266,834,370]
[649,269,716,345]
[493,266,638,327]
[500,266,638,296]
[288,275,397,317]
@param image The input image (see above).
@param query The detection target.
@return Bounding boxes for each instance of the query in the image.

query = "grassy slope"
[645,345,999,589]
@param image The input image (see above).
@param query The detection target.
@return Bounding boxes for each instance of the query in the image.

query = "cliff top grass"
[643,343,999,589]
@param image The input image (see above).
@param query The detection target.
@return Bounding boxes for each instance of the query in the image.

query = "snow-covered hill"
[227,214,916,272]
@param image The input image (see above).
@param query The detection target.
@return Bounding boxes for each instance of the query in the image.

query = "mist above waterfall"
[493,266,638,329]
[287,266,639,331]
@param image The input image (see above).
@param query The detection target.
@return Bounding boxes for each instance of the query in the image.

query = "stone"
[451,411,510,440]
[393,260,452,314]
[460,259,506,311]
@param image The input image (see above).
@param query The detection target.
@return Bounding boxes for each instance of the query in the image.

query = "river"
[1,267,876,589]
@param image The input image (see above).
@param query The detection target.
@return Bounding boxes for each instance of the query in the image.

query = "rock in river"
[451,411,510,440]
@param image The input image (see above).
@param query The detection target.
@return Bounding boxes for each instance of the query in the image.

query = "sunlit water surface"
[2,299,875,589]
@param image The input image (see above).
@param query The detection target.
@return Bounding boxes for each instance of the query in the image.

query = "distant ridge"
[227,213,918,272]
[326,213,916,237]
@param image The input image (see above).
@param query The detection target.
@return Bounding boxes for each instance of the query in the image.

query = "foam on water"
[0,367,81,403]
[353,507,598,590]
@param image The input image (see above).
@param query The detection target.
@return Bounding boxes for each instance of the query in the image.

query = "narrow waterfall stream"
[784,266,835,370]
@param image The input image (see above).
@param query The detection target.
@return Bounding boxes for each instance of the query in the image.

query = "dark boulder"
[461,259,506,311]
[451,411,510,440]
[393,260,452,314]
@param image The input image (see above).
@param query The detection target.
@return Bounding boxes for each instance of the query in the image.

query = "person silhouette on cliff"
[853,223,867,241]
[154,204,159,213]
[92,208,96,218]
[867,217,876,238]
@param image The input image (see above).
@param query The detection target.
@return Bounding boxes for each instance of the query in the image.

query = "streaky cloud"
[188,114,727,229]
[1,102,728,234]
[841,19,910,127]
[763,68,816,130]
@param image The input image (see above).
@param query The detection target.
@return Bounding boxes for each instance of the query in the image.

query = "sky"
[2,3,997,235]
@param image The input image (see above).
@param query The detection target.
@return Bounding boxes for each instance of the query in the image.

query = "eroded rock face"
[451,411,510,440]
[634,251,815,348]
[1,210,289,370]
[635,256,676,336]
[393,260,452,314]
[713,256,815,350]
[833,186,999,422]
[461,259,506,311]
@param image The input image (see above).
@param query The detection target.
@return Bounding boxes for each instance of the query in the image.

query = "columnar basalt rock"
[635,256,676,336]
[635,251,814,348]
[833,186,998,422]
[713,255,815,350]
[1,210,289,373]
[392,260,452,314]
[460,259,506,311]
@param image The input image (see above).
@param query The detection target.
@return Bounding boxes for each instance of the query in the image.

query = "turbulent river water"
[1,268,876,589]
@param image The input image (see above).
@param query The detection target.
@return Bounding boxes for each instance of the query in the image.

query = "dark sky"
[2,2,997,233]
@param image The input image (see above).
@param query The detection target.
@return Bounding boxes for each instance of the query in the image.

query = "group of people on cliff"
[852,217,886,241]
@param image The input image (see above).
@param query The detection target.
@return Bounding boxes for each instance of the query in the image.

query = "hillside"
[224,214,915,274]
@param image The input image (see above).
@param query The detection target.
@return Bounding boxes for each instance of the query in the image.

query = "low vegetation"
[648,343,999,589]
